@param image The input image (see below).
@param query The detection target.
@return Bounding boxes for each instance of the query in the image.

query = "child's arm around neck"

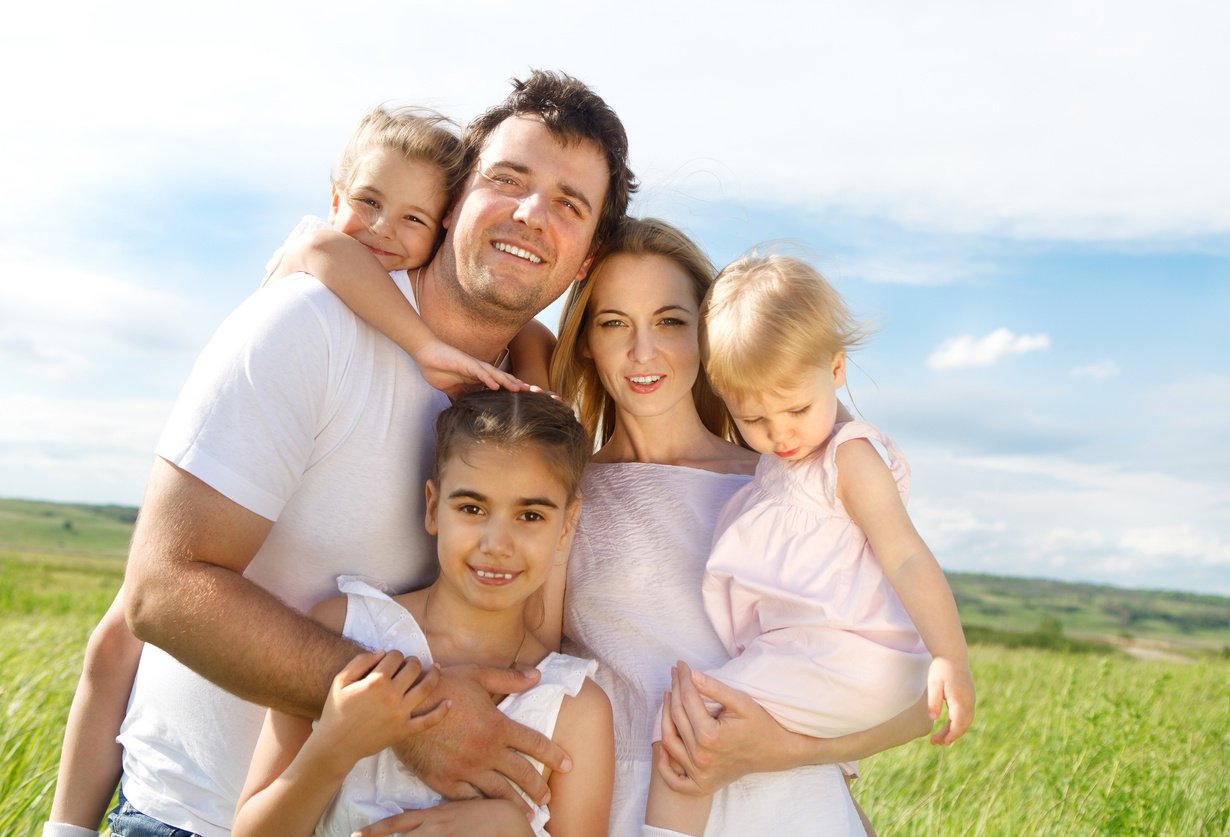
[273,228,529,398]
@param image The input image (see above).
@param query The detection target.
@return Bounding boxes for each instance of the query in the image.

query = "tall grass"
[3,549,1229,835]
[858,646,1230,834]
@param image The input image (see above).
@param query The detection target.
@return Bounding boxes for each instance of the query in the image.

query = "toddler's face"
[330,148,449,271]
[725,356,847,462]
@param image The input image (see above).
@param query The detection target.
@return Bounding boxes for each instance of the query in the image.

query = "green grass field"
[2,499,1229,834]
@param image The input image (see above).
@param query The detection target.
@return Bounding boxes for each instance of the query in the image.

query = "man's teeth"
[475,569,515,580]
[494,242,543,263]
[630,375,661,385]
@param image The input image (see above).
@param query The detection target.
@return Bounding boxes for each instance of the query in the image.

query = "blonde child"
[645,255,976,836]
[231,390,613,837]
[40,106,538,837]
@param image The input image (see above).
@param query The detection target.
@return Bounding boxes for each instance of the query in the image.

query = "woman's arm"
[658,662,931,796]
[47,587,143,831]
[836,439,975,744]
[277,228,526,396]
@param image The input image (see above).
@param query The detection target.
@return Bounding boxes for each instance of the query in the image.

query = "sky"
[1,1,1227,596]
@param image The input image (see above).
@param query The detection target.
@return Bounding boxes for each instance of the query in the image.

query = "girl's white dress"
[703,421,931,739]
[563,463,864,837]
[313,576,596,837]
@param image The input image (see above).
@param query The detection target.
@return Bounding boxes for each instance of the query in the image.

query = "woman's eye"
[659,317,685,327]
[597,319,625,328]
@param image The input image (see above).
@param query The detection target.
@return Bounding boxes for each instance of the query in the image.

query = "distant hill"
[0,497,137,557]
[2,497,1227,655]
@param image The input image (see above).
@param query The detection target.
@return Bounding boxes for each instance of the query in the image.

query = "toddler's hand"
[315,650,447,769]
[414,339,529,399]
[927,656,975,745]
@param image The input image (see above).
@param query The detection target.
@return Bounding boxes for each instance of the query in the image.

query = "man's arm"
[123,458,567,805]
[123,457,360,717]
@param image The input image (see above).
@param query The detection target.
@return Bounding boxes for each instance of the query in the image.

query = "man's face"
[443,116,609,322]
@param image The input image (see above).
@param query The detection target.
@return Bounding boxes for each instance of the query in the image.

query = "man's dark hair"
[465,70,637,252]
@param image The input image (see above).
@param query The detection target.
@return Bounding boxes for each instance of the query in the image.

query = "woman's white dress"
[563,463,863,837]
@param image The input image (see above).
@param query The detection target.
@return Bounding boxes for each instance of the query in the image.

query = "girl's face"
[583,253,702,422]
[425,442,578,613]
[724,355,847,462]
[329,148,449,272]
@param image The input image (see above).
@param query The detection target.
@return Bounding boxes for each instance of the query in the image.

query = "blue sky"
[1,1,1227,595]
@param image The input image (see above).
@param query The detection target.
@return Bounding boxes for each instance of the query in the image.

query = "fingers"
[501,715,571,777]
[337,649,388,685]
[468,664,541,696]
[927,680,945,723]
[351,809,429,836]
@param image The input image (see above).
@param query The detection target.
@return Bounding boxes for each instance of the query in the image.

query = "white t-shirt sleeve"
[156,278,349,521]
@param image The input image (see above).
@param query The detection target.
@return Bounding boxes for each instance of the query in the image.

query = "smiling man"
[102,71,636,837]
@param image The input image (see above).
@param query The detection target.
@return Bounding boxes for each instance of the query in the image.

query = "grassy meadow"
[2,498,1228,834]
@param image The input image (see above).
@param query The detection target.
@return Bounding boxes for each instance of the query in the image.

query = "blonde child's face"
[725,355,847,462]
[424,442,578,613]
[329,148,449,272]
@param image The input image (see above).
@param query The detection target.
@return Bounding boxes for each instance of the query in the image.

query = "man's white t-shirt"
[117,271,448,836]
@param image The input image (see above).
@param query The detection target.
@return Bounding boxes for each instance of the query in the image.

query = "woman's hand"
[656,661,801,795]
[351,799,533,836]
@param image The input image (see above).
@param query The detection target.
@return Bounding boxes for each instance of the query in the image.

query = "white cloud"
[927,328,1050,370]
[1070,361,1120,380]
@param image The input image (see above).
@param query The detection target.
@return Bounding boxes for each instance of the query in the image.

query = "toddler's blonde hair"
[701,254,867,402]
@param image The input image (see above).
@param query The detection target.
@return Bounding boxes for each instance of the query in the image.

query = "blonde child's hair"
[332,106,468,207]
[550,217,739,448]
[701,254,868,402]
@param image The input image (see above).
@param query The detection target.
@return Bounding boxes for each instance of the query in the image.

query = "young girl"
[40,106,540,837]
[231,390,613,837]
[262,104,550,394]
[645,254,976,836]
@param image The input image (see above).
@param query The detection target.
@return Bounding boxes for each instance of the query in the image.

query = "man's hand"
[394,665,571,810]
[927,655,975,745]
[351,799,533,837]
[313,651,446,769]
[656,662,798,796]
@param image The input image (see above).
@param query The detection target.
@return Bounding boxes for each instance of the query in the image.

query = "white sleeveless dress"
[314,576,596,837]
[563,463,864,837]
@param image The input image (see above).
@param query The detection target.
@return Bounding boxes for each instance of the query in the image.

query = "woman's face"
[583,253,702,422]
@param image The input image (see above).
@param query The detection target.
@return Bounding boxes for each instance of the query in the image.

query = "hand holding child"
[926,655,975,745]
[313,650,447,770]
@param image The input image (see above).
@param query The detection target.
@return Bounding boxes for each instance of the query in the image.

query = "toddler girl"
[232,390,613,836]
[646,254,975,836]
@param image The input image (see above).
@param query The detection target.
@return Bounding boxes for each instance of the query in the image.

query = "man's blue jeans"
[107,788,200,837]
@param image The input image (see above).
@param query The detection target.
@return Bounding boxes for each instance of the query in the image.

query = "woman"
[549,218,930,836]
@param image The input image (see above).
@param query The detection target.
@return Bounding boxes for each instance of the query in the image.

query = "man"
[113,71,636,836]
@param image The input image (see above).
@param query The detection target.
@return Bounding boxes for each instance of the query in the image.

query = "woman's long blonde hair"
[550,217,738,449]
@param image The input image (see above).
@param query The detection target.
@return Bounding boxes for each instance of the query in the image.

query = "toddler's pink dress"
[703,421,931,739]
